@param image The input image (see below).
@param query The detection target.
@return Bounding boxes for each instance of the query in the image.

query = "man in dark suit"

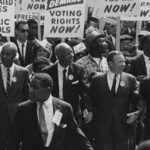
[13,20,34,67]
[42,43,92,124]
[89,51,143,150]
[0,42,29,150]
[129,35,150,81]
[140,77,150,140]
[7,73,93,150]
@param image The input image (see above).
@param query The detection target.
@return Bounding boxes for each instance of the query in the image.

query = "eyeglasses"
[18,29,29,33]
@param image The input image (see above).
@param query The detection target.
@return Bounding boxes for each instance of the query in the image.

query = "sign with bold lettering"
[0,0,15,36]
[21,0,46,13]
[15,13,45,25]
[121,0,150,20]
[92,0,141,18]
[44,0,85,38]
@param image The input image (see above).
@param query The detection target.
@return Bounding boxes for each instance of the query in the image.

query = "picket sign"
[135,21,142,46]
[37,13,41,40]
[116,17,121,51]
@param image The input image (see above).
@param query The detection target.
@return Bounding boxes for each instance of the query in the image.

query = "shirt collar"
[17,40,27,47]
[1,63,15,74]
[107,70,120,80]
[57,61,69,72]
[37,94,53,109]
[143,54,150,61]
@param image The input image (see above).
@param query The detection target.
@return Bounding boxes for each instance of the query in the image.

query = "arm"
[23,69,30,101]
[7,106,21,150]
[127,77,144,124]
[67,104,93,150]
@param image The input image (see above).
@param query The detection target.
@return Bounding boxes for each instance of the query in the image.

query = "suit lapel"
[53,63,59,97]
[31,102,45,146]
[49,98,63,147]
[141,55,147,75]
[0,65,6,94]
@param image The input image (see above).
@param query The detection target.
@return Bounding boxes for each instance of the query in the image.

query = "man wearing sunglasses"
[13,20,34,67]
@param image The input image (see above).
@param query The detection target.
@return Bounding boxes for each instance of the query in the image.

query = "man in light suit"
[7,73,93,150]
[89,51,143,150]
[42,43,92,124]
[0,42,29,150]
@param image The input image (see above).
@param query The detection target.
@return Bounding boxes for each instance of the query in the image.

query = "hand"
[126,110,140,124]
[83,109,93,124]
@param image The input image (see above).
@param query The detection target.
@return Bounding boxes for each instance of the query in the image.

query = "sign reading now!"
[121,0,150,21]
[21,0,46,13]
[92,0,141,18]
[44,0,85,38]
[0,0,15,36]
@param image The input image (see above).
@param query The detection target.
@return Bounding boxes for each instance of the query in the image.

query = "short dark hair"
[33,57,50,72]
[32,73,53,89]
[107,51,123,63]
[15,20,28,30]
[27,19,37,27]
[141,35,150,46]
[138,140,150,150]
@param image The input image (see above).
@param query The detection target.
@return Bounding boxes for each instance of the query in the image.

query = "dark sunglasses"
[19,29,29,33]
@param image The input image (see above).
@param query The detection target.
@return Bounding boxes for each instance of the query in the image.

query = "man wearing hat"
[129,35,150,81]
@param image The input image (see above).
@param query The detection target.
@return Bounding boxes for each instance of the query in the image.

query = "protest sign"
[73,42,86,54]
[0,0,15,36]
[92,0,141,18]
[15,13,45,25]
[21,0,46,13]
[121,0,150,21]
[44,0,85,38]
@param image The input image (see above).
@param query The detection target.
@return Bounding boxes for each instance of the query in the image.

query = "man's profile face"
[29,78,49,102]
[16,23,29,43]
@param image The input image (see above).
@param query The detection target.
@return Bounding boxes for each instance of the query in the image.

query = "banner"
[21,0,46,13]
[121,0,150,21]
[0,0,15,36]
[92,0,140,18]
[44,0,85,38]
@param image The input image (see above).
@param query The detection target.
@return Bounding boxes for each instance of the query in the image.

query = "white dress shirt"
[143,54,150,77]
[1,63,15,91]
[107,71,120,92]
[57,62,69,99]
[37,94,54,147]
[17,40,27,60]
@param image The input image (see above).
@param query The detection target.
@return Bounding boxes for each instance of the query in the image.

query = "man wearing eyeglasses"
[13,20,34,67]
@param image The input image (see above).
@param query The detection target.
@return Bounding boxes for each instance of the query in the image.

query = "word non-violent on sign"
[44,0,85,38]
[92,0,141,18]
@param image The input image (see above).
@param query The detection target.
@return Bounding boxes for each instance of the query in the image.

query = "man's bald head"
[55,43,73,68]
[1,42,17,68]
[2,42,17,55]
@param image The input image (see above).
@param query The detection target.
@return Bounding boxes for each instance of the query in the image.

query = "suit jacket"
[43,62,91,117]
[89,72,142,140]
[13,40,34,67]
[0,64,29,123]
[129,54,147,78]
[7,97,93,150]
[140,77,150,139]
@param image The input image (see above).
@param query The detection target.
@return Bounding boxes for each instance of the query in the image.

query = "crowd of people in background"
[1,8,150,150]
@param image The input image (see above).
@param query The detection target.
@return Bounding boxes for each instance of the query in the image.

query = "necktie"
[39,103,48,145]
[7,68,11,93]
[63,69,67,99]
[111,75,117,96]
[21,44,24,62]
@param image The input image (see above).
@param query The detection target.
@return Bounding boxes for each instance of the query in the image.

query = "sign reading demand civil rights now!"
[44,0,85,38]
[92,0,141,18]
